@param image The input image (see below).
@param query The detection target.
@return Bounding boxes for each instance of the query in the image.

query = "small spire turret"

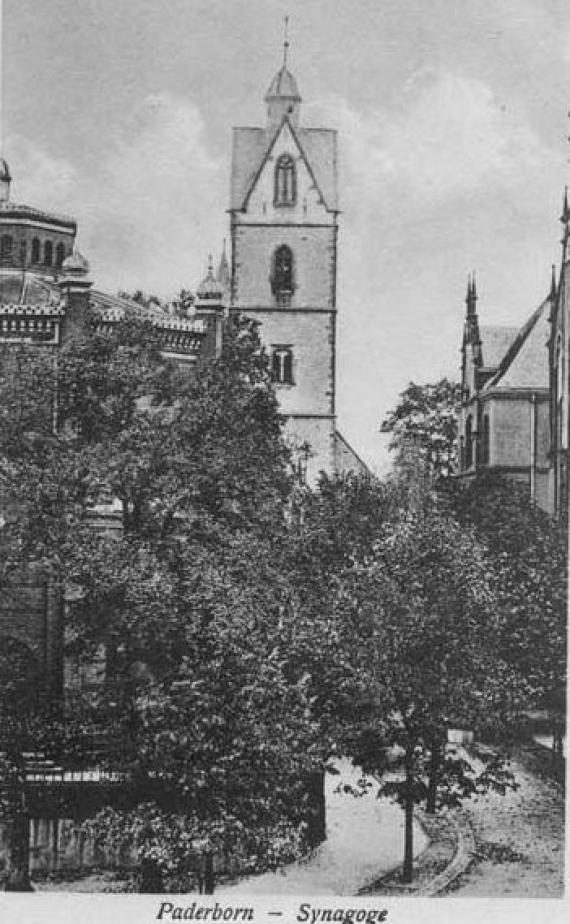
[550,263,558,300]
[265,17,301,129]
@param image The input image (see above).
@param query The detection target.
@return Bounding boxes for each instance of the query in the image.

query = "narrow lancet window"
[274,153,296,206]
[271,245,294,306]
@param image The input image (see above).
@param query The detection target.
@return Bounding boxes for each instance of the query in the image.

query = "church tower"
[229,43,339,483]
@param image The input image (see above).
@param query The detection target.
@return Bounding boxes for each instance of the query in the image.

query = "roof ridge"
[241,115,332,212]
[483,300,548,391]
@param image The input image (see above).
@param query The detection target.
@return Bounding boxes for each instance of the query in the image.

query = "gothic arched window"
[56,242,66,268]
[31,238,41,263]
[274,153,296,206]
[271,245,295,307]
[271,346,294,385]
[465,417,473,469]
[481,414,490,465]
[1,234,13,262]
[44,240,53,266]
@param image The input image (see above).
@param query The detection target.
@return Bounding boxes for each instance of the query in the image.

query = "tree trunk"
[139,856,164,893]
[426,738,440,814]
[204,852,214,895]
[402,747,414,884]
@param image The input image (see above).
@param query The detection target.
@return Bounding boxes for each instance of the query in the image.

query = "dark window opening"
[271,347,294,385]
[481,414,490,465]
[31,238,41,263]
[271,244,294,307]
[56,242,66,267]
[274,153,296,206]
[1,234,13,262]
[465,417,473,469]
[44,240,53,266]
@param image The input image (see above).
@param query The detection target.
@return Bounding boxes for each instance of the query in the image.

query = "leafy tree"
[0,311,336,890]
[333,463,526,882]
[380,379,460,478]
[440,472,567,749]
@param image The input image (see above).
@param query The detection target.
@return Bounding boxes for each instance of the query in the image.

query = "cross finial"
[283,15,289,68]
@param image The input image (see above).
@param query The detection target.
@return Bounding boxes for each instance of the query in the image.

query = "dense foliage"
[0,340,565,892]
[380,378,460,477]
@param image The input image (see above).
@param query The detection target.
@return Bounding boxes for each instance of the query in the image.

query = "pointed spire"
[560,186,570,225]
[465,272,478,315]
[216,238,230,293]
[550,264,558,300]
[283,15,290,69]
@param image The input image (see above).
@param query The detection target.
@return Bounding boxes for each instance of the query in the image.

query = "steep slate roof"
[230,123,338,212]
[482,300,549,392]
[479,325,518,368]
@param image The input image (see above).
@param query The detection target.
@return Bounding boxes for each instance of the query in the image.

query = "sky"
[2,0,570,472]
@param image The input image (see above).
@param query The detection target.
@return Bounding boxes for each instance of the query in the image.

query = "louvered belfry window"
[271,245,294,307]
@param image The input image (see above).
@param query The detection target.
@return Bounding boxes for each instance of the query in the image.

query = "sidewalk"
[443,750,564,897]
[218,759,428,896]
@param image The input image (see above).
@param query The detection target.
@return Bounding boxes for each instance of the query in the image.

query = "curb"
[418,809,476,896]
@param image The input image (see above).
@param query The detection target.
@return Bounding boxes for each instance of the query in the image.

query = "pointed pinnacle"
[550,264,558,299]
[561,186,569,224]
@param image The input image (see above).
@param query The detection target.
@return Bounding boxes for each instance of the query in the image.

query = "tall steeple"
[464,273,482,365]
[560,186,570,261]
[265,17,302,130]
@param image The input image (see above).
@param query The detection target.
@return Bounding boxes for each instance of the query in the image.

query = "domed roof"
[197,256,223,300]
[265,66,301,101]
[0,159,12,183]
[62,249,90,276]
[0,269,59,307]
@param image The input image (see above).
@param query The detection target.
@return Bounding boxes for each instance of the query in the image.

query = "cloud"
[82,93,226,296]
[7,136,79,214]
[309,69,554,211]
[8,93,227,298]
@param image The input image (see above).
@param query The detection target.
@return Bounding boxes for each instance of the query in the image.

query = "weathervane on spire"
[283,15,290,68]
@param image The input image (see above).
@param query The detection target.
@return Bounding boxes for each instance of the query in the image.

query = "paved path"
[450,753,564,897]
[218,759,428,896]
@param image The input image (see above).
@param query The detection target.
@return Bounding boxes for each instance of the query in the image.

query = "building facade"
[0,164,223,700]
[457,277,551,511]
[548,195,570,521]
[229,56,365,483]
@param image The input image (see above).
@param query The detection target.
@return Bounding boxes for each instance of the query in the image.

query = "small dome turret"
[265,65,302,129]
[0,159,12,183]
[265,66,301,104]
[197,255,223,301]
[265,20,302,129]
[62,249,90,277]
[0,158,12,202]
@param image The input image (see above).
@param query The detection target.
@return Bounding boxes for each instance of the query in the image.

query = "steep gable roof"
[230,120,338,212]
[479,325,518,368]
[482,300,549,392]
